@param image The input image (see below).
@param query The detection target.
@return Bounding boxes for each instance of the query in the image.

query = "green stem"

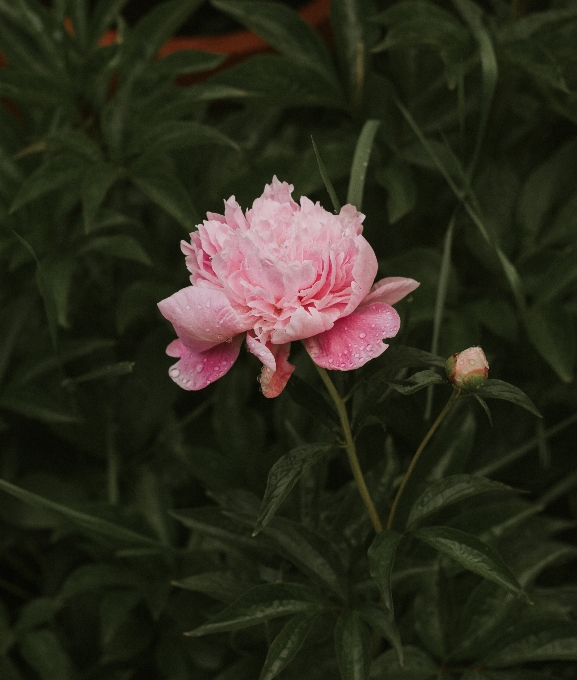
[387,387,461,530]
[316,366,383,534]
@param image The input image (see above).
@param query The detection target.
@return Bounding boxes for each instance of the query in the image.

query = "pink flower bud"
[445,346,489,391]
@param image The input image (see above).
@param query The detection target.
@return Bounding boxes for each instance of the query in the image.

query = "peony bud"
[445,346,489,391]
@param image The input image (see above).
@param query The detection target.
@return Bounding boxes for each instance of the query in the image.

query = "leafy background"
[0,0,577,678]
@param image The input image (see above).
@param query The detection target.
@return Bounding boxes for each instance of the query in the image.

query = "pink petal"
[158,286,248,352]
[362,277,420,306]
[246,332,276,370]
[259,342,295,398]
[166,336,243,390]
[341,235,379,317]
[304,303,400,371]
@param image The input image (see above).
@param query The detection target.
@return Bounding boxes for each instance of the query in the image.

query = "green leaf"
[16,599,62,633]
[534,249,577,305]
[148,50,225,78]
[171,507,265,552]
[370,645,437,679]
[0,386,80,425]
[473,394,493,426]
[19,629,71,680]
[334,609,371,680]
[62,361,134,386]
[311,136,342,212]
[331,0,369,107]
[172,571,257,604]
[253,444,332,535]
[375,159,416,224]
[385,370,445,395]
[526,306,574,383]
[130,120,239,162]
[357,602,403,666]
[260,611,319,680]
[486,621,577,666]
[412,526,524,597]
[347,120,380,211]
[39,255,75,329]
[58,563,145,600]
[212,0,337,84]
[10,155,86,213]
[131,168,198,231]
[406,475,514,529]
[474,379,542,417]
[502,40,568,92]
[185,583,323,637]
[46,130,103,163]
[368,530,403,613]
[82,162,124,232]
[89,0,131,48]
[285,374,340,430]
[78,234,151,265]
[100,589,141,645]
[0,478,168,550]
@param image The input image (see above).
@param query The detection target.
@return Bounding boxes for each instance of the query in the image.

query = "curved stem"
[316,366,383,534]
[387,387,461,530]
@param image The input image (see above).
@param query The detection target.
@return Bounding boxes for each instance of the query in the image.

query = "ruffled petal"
[158,286,249,352]
[304,302,400,370]
[166,336,243,390]
[340,235,379,317]
[361,277,420,306]
[246,332,276,370]
[259,342,295,398]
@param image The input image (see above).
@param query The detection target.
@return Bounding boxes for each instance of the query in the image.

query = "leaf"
[39,255,75,329]
[526,306,575,384]
[473,394,493,425]
[58,563,145,600]
[82,162,123,232]
[347,119,380,210]
[16,598,62,632]
[331,0,369,107]
[385,370,445,395]
[370,645,437,679]
[406,475,514,529]
[62,361,134,386]
[0,386,79,425]
[78,234,151,265]
[260,611,319,680]
[284,374,340,430]
[100,589,141,645]
[185,583,323,637]
[474,379,542,417]
[212,0,337,84]
[412,526,524,597]
[334,609,371,680]
[368,530,403,613]
[357,602,403,665]
[375,159,416,223]
[0,478,168,550]
[172,571,257,604]
[148,50,226,78]
[89,0,131,48]
[130,168,199,231]
[19,629,71,680]
[10,155,86,213]
[253,444,332,535]
[311,136,342,212]
[502,40,568,92]
[486,621,577,666]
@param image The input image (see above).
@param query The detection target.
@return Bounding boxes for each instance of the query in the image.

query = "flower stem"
[316,366,383,534]
[387,387,461,530]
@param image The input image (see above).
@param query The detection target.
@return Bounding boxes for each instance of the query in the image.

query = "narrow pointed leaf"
[368,530,402,613]
[260,611,319,680]
[347,119,380,210]
[413,526,523,596]
[312,136,341,212]
[385,370,445,395]
[486,621,577,667]
[131,168,198,231]
[357,602,403,665]
[254,444,332,535]
[334,609,371,680]
[185,583,323,637]
[61,361,134,386]
[172,571,257,604]
[78,235,151,265]
[82,162,123,232]
[407,475,514,529]
[474,379,541,417]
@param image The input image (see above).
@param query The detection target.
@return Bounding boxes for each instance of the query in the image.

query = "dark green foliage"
[1,0,577,678]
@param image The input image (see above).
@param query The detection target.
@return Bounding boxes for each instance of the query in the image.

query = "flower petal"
[304,303,400,370]
[166,337,243,390]
[158,286,249,352]
[246,332,276,370]
[362,277,420,306]
[341,234,379,316]
[259,342,295,398]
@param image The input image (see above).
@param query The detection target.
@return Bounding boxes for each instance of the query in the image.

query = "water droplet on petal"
[185,305,191,310]
[359,332,366,339]
[197,304,202,309]
[206,301,211,308]
[366,344,371,350]
[469,359,475,365]
[169,368,180,378]
[359,345,365,351]
[196,364,204,373]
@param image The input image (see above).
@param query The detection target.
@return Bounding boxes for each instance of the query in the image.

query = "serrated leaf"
[406,475,514,529]
[474,379,542,417]
[486,621,577,666]
[10,155,86,213]
[386,370,445,395]
[334,609,371,680]
[368,530,402,613]
[254,444,332,535]
[185,583,323,637]
[260,611,319,680]
[357,602,403,665]
[78,234,151,265]
[131,168,198,231]
[413,526,524,597]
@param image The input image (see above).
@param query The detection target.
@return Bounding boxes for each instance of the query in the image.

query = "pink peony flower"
[158,177,419,397]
